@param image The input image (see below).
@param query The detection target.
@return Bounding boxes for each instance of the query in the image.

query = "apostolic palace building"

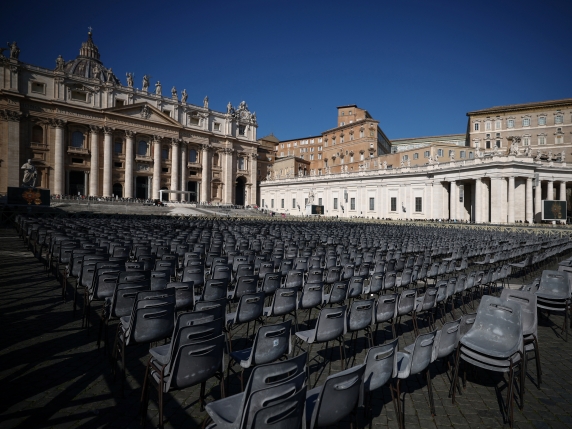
[1,32,572,223]
[0,31,261,206]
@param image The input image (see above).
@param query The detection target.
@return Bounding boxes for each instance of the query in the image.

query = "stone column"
[84,171,89,196]
[2,110,22,188]
[170,138,180,201]
[180,141,188,202]
[102,127,113,197]
[124,130,135,199]
[507,176,515,223]
[534,180,542,223]
[526,177,533,224]
[152,136,162,200]
[51,119,66,195]
[490,177,502,223]
[560,181,567,201]
[449,180,456,220]
[88,126,100,196]
[223,148,235,204]
[250,152,258,206]
[547,180,554,201]
[475,178,482,223]
[200,144,211,203]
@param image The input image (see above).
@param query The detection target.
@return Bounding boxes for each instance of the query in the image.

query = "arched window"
[138,141,148,156]
[188,148,197,163]
[162,146,169,160]
[71,131,84,148]
[213,152,219,167]
[32,125,43,143]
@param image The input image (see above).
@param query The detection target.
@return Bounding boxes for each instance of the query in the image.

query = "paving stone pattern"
[1,228,572,429]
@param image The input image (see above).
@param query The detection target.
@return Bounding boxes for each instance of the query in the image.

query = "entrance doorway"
[69,171,85,196]
[135,176,148,199]
[187,181,198,202]
[113,183,123,198]
[235,176,246,206]
[161,187,168,201]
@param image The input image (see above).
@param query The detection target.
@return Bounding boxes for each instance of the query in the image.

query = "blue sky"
[4,0,572,141]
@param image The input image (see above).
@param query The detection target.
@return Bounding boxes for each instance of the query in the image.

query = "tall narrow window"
[32,125,43,143]
[138,141,148,156]
[292,198,296,209]
[390,197,397,212]
[350,198,356,210]
[333,198,338,209]
[415,197,422,212]
[71,131,84,148]
[189,149,197,162]
[369,198,374,211]
[473,123,479,131]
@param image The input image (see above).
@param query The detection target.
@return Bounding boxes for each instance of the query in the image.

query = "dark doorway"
[161,187,168,201]
[136,176,148,199]
[187,181,198,202]
[235,176,246,206]
[113,183,123,198]
[69,171,85,196]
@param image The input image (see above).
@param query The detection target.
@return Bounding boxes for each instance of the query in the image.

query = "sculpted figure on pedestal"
[142,75,150,91]
[126,72,134,87]
[155,81,162,95]
[21,159,37,188]
[8,41,20,59]
[55,55,65,71]
[181,89,188,103]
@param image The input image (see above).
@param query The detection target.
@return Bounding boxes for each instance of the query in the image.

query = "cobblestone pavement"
[1,227,572,429]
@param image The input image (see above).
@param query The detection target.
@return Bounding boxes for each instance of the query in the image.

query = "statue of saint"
[21,159,37,188]
[560,151,566,162]
[203,96,209,108]
[171,86,177,97]
[126,72,134,87]
[155,81,162,95]
[8,41,20,59]
[92,64,101,80]
[106,68,114,83]
[181,89,188,103]
[227,102,233,115]
[383,160,387,169]
[55,55,65,71]
[142,75,150,91]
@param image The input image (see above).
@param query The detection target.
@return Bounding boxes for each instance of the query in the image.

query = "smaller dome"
[62,31,118,84]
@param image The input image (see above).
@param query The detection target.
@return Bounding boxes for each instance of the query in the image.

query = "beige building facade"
[0,33,261,205]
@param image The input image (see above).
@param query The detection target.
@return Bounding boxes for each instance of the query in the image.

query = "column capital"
[250,152,258,160]
[152,135,163,143]
[200,143,213,152]
[125,130,135,138]
[171,138,182,147]
[221,147,234,154]
[49,118,66,128]
[89,125,101,134]
[103,126,114,135]
[0,109,22,121]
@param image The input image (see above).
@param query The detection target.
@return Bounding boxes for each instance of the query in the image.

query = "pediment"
[104,102,181,127]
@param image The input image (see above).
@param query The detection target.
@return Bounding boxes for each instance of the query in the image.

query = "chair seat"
[295,329,315,344]
[205,392,244,428]
[396,351,412,379]
[149,343,171,366]
[229,348,252,368]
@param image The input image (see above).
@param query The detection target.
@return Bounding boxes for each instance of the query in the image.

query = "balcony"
[135,154,152,162]
[67,146,89,155]
[188,161,201,169]
[30,142,48,150]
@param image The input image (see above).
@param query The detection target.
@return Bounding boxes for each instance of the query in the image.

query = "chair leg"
[426,368,436,416]
[140,358,151,425]
[532,336,542,388]
[158,381,164,429]
[450,346,461,402]
[200,381,206,411]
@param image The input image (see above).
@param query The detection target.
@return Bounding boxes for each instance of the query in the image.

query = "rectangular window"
[114,142,123,154]
[413,153,419,159]
[469,151,474,159]
[538,116,546,126]
[115,99,125,107]
[486,141,491,149]
[318,138,322,143]
[333,198,338,209]
[281,199,284,209]
[424,151,430,158]
[31,82,45,94]
[496,140,501,148]
[390,197,397,212]
[305,198,308,206]
[310,154,314,160]
[238,125,245,135]
[71,90,87,102]
[523,136,530,146]
[318,198,322,206]
[402,155,409,161]
[449,150,454,158]
[271,199,274,208]
[350,198,356,210]
[190,116,200,126]
[292,198,296,208]
[318,154,322,160]
[437,149,444,157]
[163,110,171,117]
[495,120,502,130]
[262,199,265,208]
[460,151,466,158]
[473,123,479,131]
[369,197,374,211]
[114,162,122,168]
[539,135,546,145]
[214,123,221,131]
[555,115,563,124]
[523,118,530,127]
[485,121,491,130]
[415,197,422,212]
[507,119,515,128]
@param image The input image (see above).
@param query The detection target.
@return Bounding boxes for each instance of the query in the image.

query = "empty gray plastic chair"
[362,338,399,422]
[226,292,265,352]
[247,385,306,429]
[432,318,460,372]
[263,287,298,331]
[391,330,438,429]
[227,320,292,391]
[346,298,375,356]
[305,363,365,429]
[414,286,438,336]
[322,280,348,306]
[393,289,417,336]
[451,295,524,427]
[375,293,398,339]
[536,270,570,341]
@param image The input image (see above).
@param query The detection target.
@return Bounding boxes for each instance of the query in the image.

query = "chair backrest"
[376,293,398,323]
[194,298,227,320]
[408,330,438,375]
[298,282,323,310]
[167,334,225,391]
[131,295,176,345]
[363,338,398,393]
[347,299,374,332]
[261,272,282,296]
[235,292,265,324]
[396,289,416,316]
[248,384,306,429]
[150,270,170,290]
[315,305,347,342]
[269,287,297,316]
[246,352,307,396]
[182,267,205,287]
[347,276,364,299]
[418,287,438,312]
[211,264,232,282]
[309,364,365,428]
[368,272,384,294]
[306,268,324,284]
[433,319,460,361]
[248,320,292,366]
[202,279,228,302]
[326,281,348,305]
[537,270,570,300]
[459,312,476,338]
[460,295,523,358]
[233,275,259,300]
[284,269,304,289]
[109,282,149,319]
[454,274,466,294]
[500,289,537,337]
